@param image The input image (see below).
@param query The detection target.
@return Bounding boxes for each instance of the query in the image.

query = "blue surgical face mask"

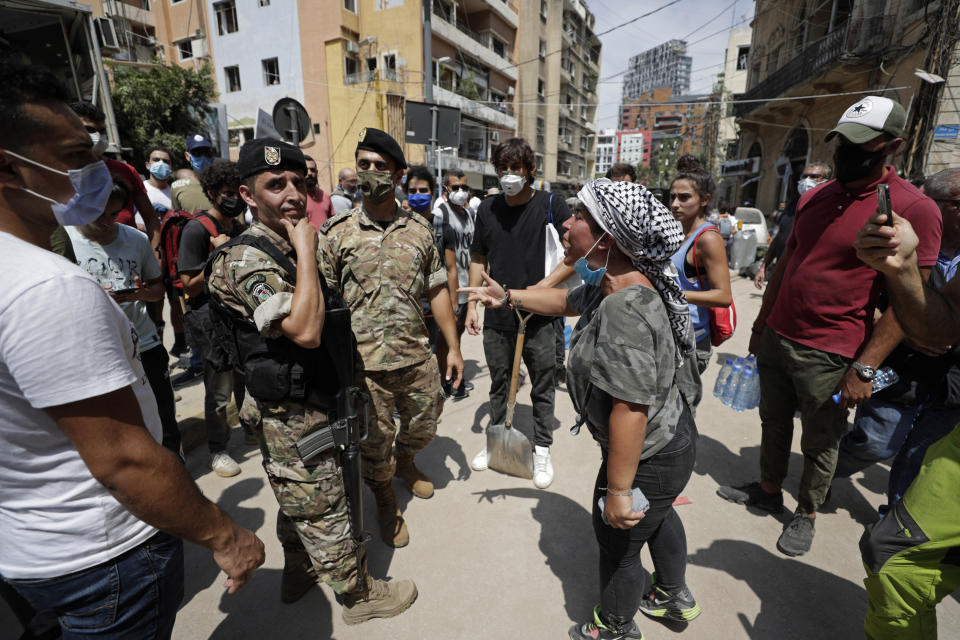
[190,153,213,173]
[6,150,113,227]
[573,233,610,287]
[149,160,172,181]
[408,192,432,213]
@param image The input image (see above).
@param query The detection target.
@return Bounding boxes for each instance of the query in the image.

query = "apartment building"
[621,39,691,101]
[594,128,616,176]
[734,0,938,210]
[617,129,651,167]
[715,26,751,204]
[620,87,710,159]
[516,0,601,195]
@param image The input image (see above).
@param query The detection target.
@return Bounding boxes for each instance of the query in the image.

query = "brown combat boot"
[370,482,409,547]
[395,453,434,499]
[280,548,316,603]
[341,578,418,625]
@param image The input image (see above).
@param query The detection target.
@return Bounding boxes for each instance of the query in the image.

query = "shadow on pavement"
[689,539,867,639]
[181,478,266,608]
[207,568,335,640]
[418,434,471,490]
[472,487,598,623]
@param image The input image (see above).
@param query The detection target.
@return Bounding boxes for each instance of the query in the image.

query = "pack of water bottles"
[713,355,761,411]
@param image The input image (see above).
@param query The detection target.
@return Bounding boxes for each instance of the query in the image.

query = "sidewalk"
[5,275,959,639]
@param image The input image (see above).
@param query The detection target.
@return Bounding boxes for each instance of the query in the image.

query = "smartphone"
[111,287,139,295]
[877,184,892,226]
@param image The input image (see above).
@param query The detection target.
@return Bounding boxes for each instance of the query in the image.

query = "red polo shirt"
[305,187,332,231]
[105,158,147,228]
[767,167,942,359]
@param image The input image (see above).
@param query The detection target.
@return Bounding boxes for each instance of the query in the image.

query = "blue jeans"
[835,398,922,479]
[888,404,960,504]
[5,532,183,639]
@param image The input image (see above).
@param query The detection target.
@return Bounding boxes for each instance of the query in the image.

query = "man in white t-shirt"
[0,62,264,639]
[143,146,173,213]
[66,178,181,456]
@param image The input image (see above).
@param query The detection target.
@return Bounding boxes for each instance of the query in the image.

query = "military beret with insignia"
[238,137,307,180]
[355,127,406,170]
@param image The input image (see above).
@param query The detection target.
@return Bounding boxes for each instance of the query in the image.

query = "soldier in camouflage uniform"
[319,128,464,548]
[207,137,417,623]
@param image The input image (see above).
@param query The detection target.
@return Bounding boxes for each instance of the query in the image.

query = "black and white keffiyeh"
[578,178,696,363]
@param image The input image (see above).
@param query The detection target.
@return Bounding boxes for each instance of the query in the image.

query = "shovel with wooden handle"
[486,309,535,479]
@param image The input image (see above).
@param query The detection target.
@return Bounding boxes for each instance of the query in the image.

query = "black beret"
[238,137,306,180]
[355,127,406,170]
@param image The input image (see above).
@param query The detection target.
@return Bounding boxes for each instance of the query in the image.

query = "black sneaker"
[569,606,644,640]
[171,366,202,388]
[637,585,701,622]
[716,481,783,514]
[777,511,815,557]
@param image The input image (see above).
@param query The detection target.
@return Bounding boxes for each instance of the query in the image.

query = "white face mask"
[89,131,109,156]
[449,189,469,207]
[5,150,114,226]
[797,177,820,195]
[499,173,526,197]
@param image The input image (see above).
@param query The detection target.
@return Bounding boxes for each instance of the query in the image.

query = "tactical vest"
[204,234,356,407]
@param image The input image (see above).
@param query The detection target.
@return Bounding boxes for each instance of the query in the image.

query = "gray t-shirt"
[566,284,684,459]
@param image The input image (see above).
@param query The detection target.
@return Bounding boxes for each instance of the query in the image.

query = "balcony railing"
[735,22,850,117]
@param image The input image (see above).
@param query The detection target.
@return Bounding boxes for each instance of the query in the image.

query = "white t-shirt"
[0,231,160,579]
[66,225,163,352]
[143,180,172,211]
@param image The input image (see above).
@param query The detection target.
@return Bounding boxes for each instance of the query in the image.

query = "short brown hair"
[492,137,536,178]
[606,163,636,181]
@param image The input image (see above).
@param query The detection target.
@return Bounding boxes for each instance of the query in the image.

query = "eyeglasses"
[190,148,214,158]
[447,185,467,192]
[407,186,431,194]
[84,125,107,135]
[669,192,693,202]
[800,173,826,180]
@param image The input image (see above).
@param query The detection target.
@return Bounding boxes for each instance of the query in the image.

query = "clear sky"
[584,0,756,131]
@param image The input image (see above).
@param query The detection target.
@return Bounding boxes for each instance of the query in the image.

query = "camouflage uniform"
[318,205,447,485]
[208,221,363,595]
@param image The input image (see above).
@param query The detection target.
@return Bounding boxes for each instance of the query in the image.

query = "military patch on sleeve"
[251,281,276,303]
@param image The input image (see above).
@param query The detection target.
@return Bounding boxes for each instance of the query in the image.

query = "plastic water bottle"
[748,368,762,409]
[831,366,901,404]
[745,354,756,369]
[714,359,734,398]
[721,362,743,407]
[732,366,755,411]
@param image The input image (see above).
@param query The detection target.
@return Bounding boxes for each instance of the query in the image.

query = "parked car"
[733,206,769,248]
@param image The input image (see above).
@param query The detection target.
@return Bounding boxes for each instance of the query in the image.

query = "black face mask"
[305,175,318,189]
[219,195,247,217]
[833,142,888,185]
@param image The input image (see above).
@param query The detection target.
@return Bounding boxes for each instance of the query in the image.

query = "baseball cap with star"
[824,96,906,144]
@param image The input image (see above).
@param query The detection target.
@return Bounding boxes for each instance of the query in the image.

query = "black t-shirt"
[177,213,238,308]
[471,190,571,331]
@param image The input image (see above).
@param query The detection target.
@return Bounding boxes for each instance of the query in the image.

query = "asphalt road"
[4,273,959,639]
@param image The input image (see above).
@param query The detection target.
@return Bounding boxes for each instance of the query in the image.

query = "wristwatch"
[851,362,876,381]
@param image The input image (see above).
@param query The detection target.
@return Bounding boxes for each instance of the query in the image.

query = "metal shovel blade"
[486,422,534,479]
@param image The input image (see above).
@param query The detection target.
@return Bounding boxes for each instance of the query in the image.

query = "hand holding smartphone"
[877,184,892,226]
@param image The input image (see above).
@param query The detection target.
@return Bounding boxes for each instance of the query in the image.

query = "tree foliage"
[109,61,217,166]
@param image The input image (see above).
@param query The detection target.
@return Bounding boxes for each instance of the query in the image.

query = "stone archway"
[777,125,809,203]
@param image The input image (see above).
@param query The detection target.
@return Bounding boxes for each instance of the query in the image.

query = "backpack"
[159,210,220,291]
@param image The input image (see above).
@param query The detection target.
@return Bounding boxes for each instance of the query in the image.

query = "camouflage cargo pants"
[258,399,365,595]
[360,357,444,485]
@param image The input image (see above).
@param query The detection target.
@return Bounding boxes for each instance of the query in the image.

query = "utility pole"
[424,0,439,186]
[904,0,960,177]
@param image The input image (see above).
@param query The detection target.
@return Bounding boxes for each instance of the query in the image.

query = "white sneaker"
[533,446,554,489]
[471,448,488,471]
[209,451,241,477]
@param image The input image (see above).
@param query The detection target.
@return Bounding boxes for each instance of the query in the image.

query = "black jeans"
[483,322,556,447]
[141,344,180,456]
[593,407,697,626]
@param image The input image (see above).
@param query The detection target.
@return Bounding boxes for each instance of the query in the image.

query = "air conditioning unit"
[193,37,208,59]
[489,131,500,143]
[345,40,360,54]
[507,86,515,96]
[95,17,120,50]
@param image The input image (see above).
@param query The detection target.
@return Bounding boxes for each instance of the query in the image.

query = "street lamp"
[435,56,451,92]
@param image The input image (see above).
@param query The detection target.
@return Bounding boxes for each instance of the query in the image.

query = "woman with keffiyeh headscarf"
[461,179,702,640]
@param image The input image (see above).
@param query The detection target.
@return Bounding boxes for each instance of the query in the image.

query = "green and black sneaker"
[568,605,644,640]
[637,585,701,623]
